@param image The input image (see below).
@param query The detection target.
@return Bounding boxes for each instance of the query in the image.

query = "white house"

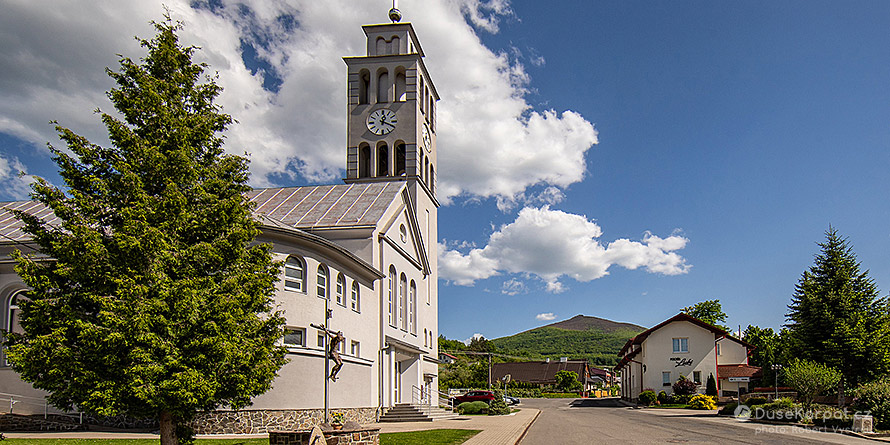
[615,313,760,401]
[0,17,441,432]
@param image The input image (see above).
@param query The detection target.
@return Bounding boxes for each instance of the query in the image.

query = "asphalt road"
[518,398,875,445]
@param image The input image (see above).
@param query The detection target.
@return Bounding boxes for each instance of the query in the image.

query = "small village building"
[615,313,759,401]
[438,352,458,364]
[490,359,603,393]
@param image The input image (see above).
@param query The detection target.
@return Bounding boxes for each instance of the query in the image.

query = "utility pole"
[771,364,782,401]
[488,353,492,391]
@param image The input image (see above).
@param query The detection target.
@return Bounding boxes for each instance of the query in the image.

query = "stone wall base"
[270,428,379,445]
[0,413,87,431]
[190,408,377,435]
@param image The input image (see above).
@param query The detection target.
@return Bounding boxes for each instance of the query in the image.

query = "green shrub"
[638,390,657,406]
[457,401,489,415]
[657,391,669,405]
[488,390,511,416]
[853,378,890,430]
[505,388,541,398]
[688,394,717,410]
[754,398,802,423]
[743,396,768,406]
[669,394,692,405]
[718,402,738,416]
[542,392,579,398]
[706,374,718,397]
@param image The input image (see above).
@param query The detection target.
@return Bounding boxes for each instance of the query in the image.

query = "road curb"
[513,409,541,444]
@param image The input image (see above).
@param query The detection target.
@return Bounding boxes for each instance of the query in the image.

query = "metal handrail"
[0,392,83,423]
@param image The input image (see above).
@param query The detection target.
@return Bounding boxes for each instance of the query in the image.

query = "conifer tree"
[786,227,890,387]
[5,17,286,445]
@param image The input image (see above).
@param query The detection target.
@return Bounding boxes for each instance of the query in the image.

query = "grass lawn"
[0,440,267,445]
[380,429,481,445]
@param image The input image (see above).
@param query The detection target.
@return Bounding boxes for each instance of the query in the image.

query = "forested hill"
[491,315,645,366]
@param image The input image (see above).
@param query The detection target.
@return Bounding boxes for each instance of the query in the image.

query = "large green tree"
[785,227,890,387]
[5,18,286,445]
[681,299,730,331]
[742,325,789,386]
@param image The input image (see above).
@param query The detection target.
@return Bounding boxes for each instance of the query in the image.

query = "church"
[0,15,440,432]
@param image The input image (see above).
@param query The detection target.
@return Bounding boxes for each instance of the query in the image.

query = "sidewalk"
[3,409,541,445]
[373,408,541,445]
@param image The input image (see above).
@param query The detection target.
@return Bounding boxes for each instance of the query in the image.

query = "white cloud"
[0,155,37,201]
[0,0,597,203]
[535,312,556,321]
[438,206,691,290]
[501,278,526,295]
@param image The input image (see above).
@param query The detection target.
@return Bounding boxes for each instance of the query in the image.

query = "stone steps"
[378,403,458,422]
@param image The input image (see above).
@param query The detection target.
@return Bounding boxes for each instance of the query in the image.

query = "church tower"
[343,20,440,205]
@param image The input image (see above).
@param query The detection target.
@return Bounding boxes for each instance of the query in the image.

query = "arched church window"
[317,264,329,300]
[388,266,397,327]
[424,159,430,185]
[336,273,346,306]
[409,280,416,334]
[351,281,360,312]
[429,165,435,193]
[395,69,407,102]
[395,143,406,176]
[5,290,28,366]
[377,144,389,177]
[377,69,389,103]
[390,36,400,54]
[359,144,371,178]
[358,70,370,105]
[399,273,408,331]
[419,77,425,112]
[284,256,306,292]
[376,37,386,55]
[419,152,425,179]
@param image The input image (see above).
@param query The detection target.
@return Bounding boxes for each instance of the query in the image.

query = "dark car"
[452,390,496,405]
[504,395,520,405]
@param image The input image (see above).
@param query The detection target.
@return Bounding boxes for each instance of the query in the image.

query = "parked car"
[504,395,520,405]
[452,390,496,405]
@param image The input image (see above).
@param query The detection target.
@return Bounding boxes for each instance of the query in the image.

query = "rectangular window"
[693,371,702,385]
[662,371,671,387]
[672,338,688,353]
[283,328,305,347]
[318,332,325,348]
[351,341,360,357]
[716,343,721,356]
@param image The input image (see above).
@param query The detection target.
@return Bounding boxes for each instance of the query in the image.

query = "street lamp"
[771,364,782,400]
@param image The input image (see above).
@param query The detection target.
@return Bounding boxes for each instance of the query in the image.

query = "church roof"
[0,200,60,243]
[246,182,404,229]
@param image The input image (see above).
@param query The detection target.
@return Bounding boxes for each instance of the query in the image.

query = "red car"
[452,390,496,405]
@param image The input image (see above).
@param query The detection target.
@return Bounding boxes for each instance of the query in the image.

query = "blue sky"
[2,1,889,342]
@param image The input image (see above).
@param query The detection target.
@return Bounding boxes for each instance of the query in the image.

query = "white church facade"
[0,18,440,431]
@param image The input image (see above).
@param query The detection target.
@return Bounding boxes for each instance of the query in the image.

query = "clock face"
[422,124,432,150]
[366,109,397,135]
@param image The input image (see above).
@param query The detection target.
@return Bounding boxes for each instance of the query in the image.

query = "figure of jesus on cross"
[327,330,345,382]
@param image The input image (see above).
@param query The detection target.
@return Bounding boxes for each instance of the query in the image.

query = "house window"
[317,265,329,299]
[283,328,306,347]
[424,328,428,347]
[662,372,671,387]
[335,274,346,306]
[693,371,702,385]
[5,291,28,366]
[716,343,721,356]
[284,256,305,292]
[317,332,325,348]
[351,341,360,357]
[351,282,360,312]
[672,338,688,353]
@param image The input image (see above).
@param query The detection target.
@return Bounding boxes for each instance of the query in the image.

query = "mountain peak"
[544,314,645,333]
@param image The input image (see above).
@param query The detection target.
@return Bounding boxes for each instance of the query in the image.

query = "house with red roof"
[615,313,760,401]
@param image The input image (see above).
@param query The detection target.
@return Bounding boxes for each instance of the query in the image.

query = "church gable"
[379,189,430,275]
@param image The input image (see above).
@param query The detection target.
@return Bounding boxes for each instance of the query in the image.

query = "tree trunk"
[159,411,177,445]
